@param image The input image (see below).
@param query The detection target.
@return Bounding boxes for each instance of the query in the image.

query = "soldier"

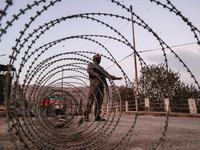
[84,54,122,121]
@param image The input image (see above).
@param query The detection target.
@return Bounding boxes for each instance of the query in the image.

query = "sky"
[0,0,200,88]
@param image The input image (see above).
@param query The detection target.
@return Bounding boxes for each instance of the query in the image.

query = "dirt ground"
[0,115,200,150]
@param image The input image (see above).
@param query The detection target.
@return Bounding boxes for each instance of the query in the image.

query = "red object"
[37,96,66,109]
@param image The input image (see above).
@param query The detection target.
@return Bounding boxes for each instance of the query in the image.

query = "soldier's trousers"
[86,85,104,117]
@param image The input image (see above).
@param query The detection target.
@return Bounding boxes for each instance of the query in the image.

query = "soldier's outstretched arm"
[110,75,122,80]
[103,68,122,80]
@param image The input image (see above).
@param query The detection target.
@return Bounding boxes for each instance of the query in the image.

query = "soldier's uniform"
[85,54,120,121]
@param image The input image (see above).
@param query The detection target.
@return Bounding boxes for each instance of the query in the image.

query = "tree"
[139,63,199,112]
[172,82,199,112]
[118,85,136,111]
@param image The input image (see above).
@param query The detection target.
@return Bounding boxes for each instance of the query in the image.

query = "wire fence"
[112,98,200,114]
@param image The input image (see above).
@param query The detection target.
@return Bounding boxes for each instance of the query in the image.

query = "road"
[0,115,200,150]
[120,115,200,150]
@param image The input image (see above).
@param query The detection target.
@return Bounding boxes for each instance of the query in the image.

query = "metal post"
[130,5,139,111]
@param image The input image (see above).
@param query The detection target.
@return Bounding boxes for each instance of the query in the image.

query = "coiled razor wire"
[0,0,199,149]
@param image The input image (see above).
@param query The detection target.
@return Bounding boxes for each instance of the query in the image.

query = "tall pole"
[61,68,64,112]
[62,68,63,91]
[61,68,64,100]
[130,5,139,111]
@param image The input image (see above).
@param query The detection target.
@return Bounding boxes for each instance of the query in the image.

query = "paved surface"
[0,115,200,149]
[123,115,200,150]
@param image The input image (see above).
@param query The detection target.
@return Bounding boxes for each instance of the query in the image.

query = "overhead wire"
[106,41,198,70]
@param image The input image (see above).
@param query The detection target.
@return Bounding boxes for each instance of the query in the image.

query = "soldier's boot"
[95,115,106,121]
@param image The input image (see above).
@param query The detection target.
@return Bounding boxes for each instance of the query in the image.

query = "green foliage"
[140,64,180,98]
[118,85,137,111]
[139,63,199,112]
[117,64,199,112]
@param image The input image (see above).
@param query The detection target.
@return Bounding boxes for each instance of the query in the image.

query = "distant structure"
[0,64,15,105]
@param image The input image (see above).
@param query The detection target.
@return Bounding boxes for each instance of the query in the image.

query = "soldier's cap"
[93,54,101,59]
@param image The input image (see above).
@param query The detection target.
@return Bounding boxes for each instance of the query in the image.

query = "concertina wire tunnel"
[0,0,200,149]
